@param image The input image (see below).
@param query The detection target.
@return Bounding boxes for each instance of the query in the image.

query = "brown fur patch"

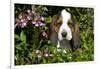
[51,15,63,33]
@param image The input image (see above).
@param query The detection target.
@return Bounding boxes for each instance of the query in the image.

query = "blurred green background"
[14,4,94,65]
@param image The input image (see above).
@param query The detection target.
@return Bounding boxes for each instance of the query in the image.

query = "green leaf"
[15,44,22,50]
[28,53,33,59]
[20,31,26,43]
[15,34,20,39]
[45,16,52,23]
[43,58,47,64]
[42,7,48,11]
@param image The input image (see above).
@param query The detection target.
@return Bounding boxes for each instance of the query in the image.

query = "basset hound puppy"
[50,9,80,51]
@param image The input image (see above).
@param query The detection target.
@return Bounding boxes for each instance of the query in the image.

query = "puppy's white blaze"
[58,9,72,41]
[61,9,71,23]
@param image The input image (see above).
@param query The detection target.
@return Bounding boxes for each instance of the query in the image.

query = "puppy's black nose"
[61,32,67,37]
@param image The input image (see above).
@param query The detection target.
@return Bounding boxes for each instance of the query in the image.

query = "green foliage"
[15,4,94,65]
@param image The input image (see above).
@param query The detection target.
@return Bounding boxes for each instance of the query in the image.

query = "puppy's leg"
[57,41,62,52]
[57,41,60,48]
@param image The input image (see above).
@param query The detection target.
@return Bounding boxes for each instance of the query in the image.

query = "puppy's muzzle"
[61,32,67,37]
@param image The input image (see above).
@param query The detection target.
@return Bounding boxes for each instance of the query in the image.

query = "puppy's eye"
[57,17,62,25]
[68,19,73,25]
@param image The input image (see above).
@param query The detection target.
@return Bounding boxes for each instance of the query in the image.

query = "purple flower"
[32,21,39,27]
[20,18,27,23]
[26,9,33,20]
[42,31,47,38]
[35,23,39,27]
[38,16,44,21]
[32,21,45,27]
[32,21,36,24]
[27,15,32,20]
[15,18,28,28]
[21,22,27,28]
[38,21,45,26]
[27,10,33,16]
[15,10,46,28]
[20,18,28,28]
[19,10,33,21]
[32,16,45,27]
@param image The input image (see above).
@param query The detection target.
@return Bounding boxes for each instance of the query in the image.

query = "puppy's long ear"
[70,20,80,51]
[49,15,59,45]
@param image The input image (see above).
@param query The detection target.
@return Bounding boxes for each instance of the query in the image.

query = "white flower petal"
[35,23,39,27]
[45,54,49,57]
[36,50,40,54]
[63,50,67,53]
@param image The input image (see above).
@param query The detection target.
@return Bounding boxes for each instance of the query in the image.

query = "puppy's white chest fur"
[57,39,71,48]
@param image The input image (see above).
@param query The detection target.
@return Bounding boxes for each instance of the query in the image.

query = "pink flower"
[44,53,49,57]
[32,16,45,27]
[42,31,47,38]
[27,9,33,16]
[21,22,27,28]
[38,21,45,26]
[32,21,45,27]
[20,18,28,28]
[15,18,28,28]
[32,21,36,24]
[38,16,44,21]
[27,15,32,20]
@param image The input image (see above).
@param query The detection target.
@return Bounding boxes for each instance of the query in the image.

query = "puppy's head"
[52,9,73,41]
[51,9,80,51]
[59,9,72,41]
